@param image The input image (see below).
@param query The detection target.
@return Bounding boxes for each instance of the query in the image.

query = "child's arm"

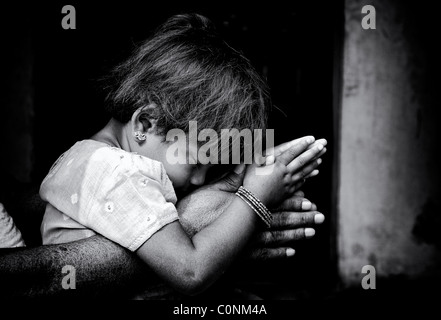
[136,136,326,295]
[137,196,258,295]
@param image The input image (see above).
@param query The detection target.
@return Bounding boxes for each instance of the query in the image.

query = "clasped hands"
[177,137,327,261]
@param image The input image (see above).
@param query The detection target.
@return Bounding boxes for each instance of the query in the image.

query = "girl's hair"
[104,13,271,136]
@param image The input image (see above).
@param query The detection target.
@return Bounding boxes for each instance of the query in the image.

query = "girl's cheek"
[173,167,193,187]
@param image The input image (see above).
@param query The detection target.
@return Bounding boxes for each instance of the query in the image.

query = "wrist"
[242,184,270,207]
[235,186,273,228]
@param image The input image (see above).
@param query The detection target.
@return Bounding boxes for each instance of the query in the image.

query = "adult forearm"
[0,178,320,298]
[0,235,151,298]
[0,188,233,298]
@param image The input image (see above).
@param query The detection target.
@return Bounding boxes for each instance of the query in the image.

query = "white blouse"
[40,140,179,251]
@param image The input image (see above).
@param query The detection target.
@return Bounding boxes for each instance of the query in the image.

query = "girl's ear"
[131,105,158,136]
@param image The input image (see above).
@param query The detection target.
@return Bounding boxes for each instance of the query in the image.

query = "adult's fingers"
[248,247,296,261]
[277,136,315,166]
[255,228,316,246]
[270,211,323,229]
[273,196,314,212]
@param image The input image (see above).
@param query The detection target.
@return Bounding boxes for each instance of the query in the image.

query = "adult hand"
[247,190,325,260]
[177,167,325,262]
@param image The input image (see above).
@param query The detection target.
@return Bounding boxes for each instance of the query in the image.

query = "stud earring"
[133,131,147,141]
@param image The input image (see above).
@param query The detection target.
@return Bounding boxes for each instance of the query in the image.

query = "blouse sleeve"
[40,145,179,251]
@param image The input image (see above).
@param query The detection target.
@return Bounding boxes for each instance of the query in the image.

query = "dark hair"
[104,13,271,136]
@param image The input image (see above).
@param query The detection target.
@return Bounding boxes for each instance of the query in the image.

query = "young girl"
[39,13,326,295]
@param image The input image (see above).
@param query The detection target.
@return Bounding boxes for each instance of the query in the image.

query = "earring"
[133,131,147,141]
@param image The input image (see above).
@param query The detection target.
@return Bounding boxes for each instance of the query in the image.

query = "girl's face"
[139,133,213,196]
[164,160,213,196]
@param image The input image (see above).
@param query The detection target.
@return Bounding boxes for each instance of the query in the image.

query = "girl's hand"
[243,136,326,207]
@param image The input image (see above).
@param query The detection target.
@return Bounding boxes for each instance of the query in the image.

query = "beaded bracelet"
[239,187,272,222]
[235,186,273,228]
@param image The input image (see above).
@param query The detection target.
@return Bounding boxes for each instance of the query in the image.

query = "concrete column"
[338,0,441,285]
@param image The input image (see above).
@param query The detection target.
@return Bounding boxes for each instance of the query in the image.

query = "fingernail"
[286,248,295,257]
[305,228,315,238]
[317,144,323,151]
[301,200,312,210]
[314,213,325,224]
[306,136,315,144]
[317,158,322,165]
[265,155,275,165]
[255,155,265,166]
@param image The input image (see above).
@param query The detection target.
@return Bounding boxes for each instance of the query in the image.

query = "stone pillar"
[338,0,441,285]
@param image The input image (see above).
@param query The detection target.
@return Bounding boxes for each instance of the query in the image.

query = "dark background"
[1,1,341,298]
